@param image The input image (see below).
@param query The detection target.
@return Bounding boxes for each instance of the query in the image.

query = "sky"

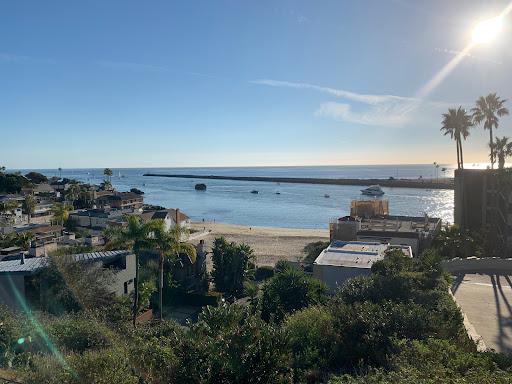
[1,0,512,169]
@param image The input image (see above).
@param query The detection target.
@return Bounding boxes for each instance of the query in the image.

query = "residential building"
[454,168,512,255]
[140,208,190,230]
[96,192,143,210]
[0,250,135,311]
[330,214,441,256]
[69,208,128,230]
[172,240,207,292]
[313,240,413,293]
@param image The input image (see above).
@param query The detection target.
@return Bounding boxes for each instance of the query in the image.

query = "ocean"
[27,165,455,229]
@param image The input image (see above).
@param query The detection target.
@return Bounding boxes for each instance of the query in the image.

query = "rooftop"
[0,250,131,275]
[314,240,412,269]
[357,215,440,234]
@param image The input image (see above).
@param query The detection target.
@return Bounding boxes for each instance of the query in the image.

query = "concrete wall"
[441,257,512,275]
[313,264,371,294]
[108,253,136,296]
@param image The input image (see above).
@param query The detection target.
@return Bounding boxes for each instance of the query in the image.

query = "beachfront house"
[140,208,190,230]
[313,241,412,294]
[0,250,135,311]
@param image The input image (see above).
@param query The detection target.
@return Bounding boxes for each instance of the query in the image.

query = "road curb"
[449,289,488,352]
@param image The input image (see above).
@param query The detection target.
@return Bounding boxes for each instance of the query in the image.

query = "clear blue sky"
[1,0,511,168]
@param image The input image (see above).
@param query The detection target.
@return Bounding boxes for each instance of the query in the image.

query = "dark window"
[123,282,128,294]
[103,256,126,270]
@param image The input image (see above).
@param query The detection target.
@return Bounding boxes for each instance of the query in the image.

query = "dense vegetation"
[0,248,509,383]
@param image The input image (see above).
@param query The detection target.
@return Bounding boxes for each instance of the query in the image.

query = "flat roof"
[0,250,131,275]
[314,241,412,269]
[358,215,440,234]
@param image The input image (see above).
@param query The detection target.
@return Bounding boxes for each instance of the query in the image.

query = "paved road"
[452,273,512,354]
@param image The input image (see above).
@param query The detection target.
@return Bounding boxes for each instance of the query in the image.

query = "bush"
[284,306,336,379]
[303,241,330,264]
[48,314,112,353]
[183,304,292,383]
[255,266,274,281]
[261,266,327,323]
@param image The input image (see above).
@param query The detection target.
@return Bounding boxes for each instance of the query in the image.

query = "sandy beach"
[189,221,329,266]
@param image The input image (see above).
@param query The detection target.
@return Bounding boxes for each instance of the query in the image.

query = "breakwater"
[143,173,454,190]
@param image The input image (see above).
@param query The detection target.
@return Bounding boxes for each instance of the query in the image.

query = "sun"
[472,16,503,44]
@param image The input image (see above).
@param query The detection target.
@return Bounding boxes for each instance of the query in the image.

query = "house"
[313,241,413,293]
[330,213,441,256]
[69,209,127,229]
[140,208,190,230]
[172,240,207,292]
[0,250,136,311]
[96,192,143,210]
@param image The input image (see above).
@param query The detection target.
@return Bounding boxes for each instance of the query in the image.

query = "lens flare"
[472,17,503,44]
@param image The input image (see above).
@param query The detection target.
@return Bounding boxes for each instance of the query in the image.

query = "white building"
[313,241,412,294]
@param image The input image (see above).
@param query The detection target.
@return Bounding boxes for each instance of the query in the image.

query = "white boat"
[361,185,385,196]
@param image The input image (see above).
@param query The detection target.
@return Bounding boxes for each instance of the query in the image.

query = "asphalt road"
[452,273,512,354]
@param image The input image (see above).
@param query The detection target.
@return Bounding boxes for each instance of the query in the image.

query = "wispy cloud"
[251,79,451,127]
[434,47,503,65]
[0,53,55,64]
[251,79,410,105]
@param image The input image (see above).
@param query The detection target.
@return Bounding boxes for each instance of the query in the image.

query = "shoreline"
[189,221,329,266]
[144,173,454,190]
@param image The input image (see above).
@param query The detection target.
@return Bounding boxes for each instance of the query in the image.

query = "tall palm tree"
[51,202,70,226]
[104,215,155,327]
[22,194,36,223]
[471,93,509,169]
[491,136,512,169]
[152,220,196,321]
[441,107,472,169]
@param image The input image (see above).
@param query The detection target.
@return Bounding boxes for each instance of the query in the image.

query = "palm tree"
[66,181,81,209]
[104,215,155,327]
[51,202,70,226]
[441,107,472,169]
[22,194,36,223]
[16,231,34,251]
[471,93,509,169]
[491,136,512,169]
[103,168,113,183]
[152,220,196,321]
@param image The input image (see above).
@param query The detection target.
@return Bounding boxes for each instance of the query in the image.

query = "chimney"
[20,252,25,265]
[175,208,180,225]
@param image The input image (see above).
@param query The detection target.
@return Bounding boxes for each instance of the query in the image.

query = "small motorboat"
[361,185,385,196]
[251,190,259,194]
[324,194,330,198]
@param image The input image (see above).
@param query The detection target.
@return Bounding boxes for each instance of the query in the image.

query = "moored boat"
[361,185,385,196]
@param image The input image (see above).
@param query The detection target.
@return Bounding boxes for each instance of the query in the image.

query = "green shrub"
[255,265,274,281]
[284,305,336,380]
[48,314,112,353]
[261,266,327,323]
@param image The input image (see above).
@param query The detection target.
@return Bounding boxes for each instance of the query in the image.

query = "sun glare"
[472,16,503,44]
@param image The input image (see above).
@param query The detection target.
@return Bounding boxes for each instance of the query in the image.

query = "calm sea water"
[25,165,455,229]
